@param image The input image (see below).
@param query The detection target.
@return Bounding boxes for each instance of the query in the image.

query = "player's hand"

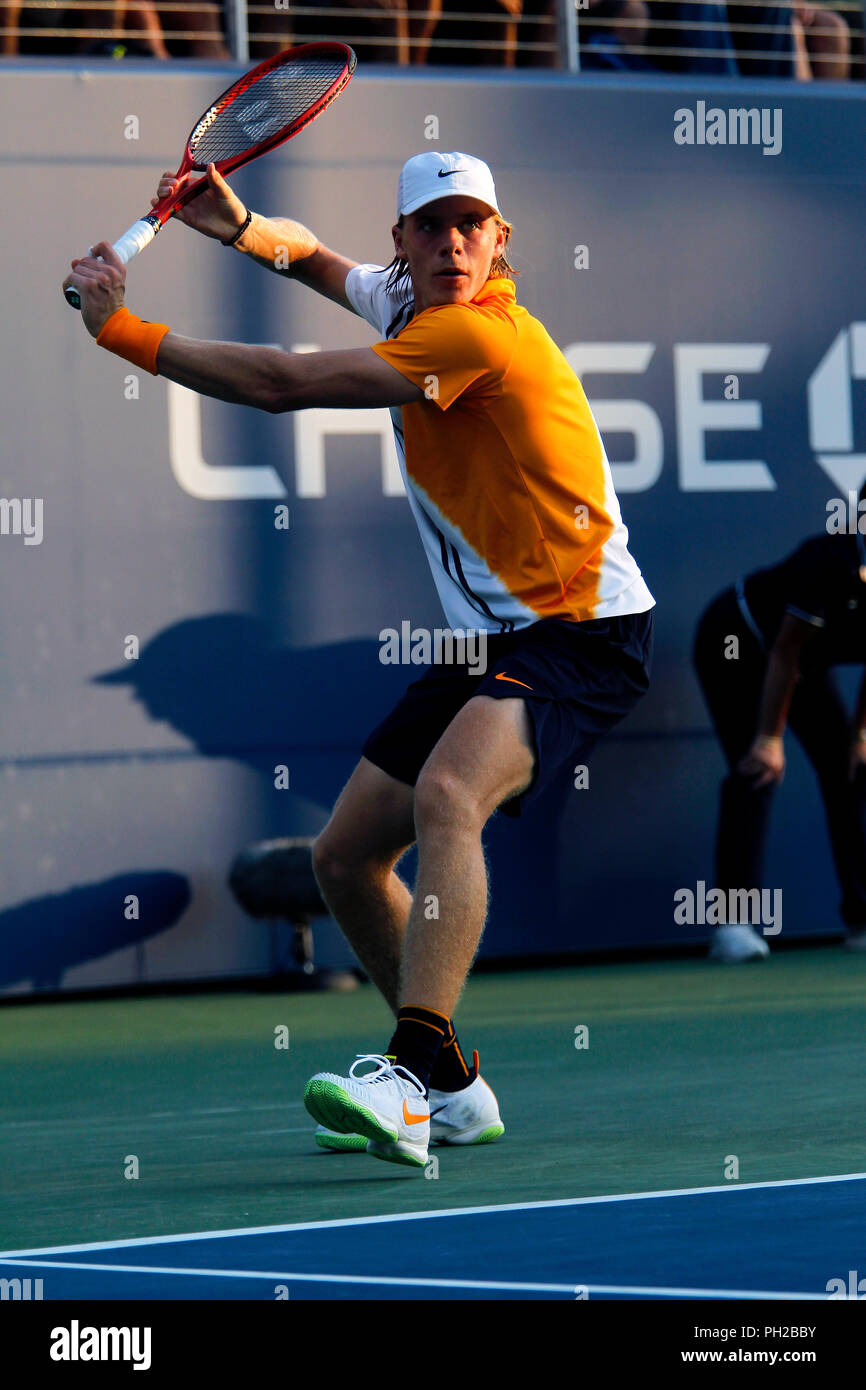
[63,242,126,338]
[152,163,248,242]
[848,732,866,781]
[737,735,786,788]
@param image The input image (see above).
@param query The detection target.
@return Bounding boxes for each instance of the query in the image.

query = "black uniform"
[693,532,866,929]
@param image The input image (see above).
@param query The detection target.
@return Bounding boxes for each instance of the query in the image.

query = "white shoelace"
[349,1053,426,1098]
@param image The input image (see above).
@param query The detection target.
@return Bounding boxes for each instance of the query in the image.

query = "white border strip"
[0,1259,827,1300]
[1,1170,863,1260]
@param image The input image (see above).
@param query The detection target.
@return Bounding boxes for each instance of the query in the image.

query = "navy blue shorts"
[361,610,654,818]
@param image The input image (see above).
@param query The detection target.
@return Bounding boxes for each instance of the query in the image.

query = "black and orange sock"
[429,1020,477,1093]
[386,1005,449,1095]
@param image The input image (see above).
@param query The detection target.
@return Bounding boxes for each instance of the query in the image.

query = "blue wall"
[1,67,864,992]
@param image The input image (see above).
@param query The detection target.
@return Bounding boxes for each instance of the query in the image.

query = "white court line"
[0,1259,827,1300]
[1,1102,304,1130]
[2,1170,864,1260]
[244,1127,323,1137]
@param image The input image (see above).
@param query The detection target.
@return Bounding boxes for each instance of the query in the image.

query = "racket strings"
[188,57,349,164]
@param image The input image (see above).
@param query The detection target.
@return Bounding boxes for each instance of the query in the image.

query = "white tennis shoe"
[428,1072,505,1145]
[709,923,770,962]
[304,1054,430,1168]
[314,1053,504,1153]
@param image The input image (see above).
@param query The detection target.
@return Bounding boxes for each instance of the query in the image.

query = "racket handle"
[113,215,160,264]
[64,216,161,310]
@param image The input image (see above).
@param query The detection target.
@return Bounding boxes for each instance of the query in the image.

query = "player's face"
[395,197,507,311]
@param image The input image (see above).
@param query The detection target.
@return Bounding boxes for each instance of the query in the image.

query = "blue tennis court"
[1,1173,862,1300]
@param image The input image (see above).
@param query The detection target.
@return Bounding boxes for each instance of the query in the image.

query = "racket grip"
[113,216,159,264]
[64,216,160,310]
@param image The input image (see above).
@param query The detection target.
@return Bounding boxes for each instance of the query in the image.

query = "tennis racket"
[64,41,356,310]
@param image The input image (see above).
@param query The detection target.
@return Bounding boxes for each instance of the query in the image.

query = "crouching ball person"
[64,153,654,1169]
[694,484,866,964]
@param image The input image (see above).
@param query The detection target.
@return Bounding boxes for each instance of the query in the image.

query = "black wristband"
[222,210,252,247]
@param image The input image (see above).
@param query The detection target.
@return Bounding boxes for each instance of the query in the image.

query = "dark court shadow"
[0,872,191,990]
[89,614,567,955]
[92,614,415,810]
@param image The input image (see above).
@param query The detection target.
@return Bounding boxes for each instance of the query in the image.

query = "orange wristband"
[96,306,170,376]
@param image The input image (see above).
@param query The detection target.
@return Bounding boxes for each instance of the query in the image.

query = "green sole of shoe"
[314,1132,369,1153]
[367,1140,428,1169]
[304,1079,398,1144]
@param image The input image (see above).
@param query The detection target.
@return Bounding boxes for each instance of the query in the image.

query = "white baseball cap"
[397,152,501,219]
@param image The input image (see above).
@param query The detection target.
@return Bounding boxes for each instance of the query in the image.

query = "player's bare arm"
[153,164,359,311]
[158,338,421,411]
[62,242,420,412]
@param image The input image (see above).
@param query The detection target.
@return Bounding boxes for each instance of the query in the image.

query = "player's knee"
[311,829,353,892]
[312,825,394,890]
[414,765,480,832]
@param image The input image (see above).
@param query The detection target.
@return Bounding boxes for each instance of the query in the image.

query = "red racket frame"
[64,41,356,309]
[154,41,357,229]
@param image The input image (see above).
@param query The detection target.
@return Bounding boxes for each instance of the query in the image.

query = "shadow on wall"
[90,612,572,947]
[0,872,191,991]
[92,613,417,806]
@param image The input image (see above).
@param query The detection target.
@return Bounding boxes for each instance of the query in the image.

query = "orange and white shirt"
[345,265,654,633]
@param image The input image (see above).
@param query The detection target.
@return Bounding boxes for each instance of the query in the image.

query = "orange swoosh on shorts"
[494,672,534,691]
[403,1100,428,1126]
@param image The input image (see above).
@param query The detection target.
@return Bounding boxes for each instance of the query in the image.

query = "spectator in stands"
[75,3,171,57]
[156,2,228,57]
[726,2,807,77]
[652,1,851,80]
[589,0,851,80]
[693,483,866,963]
[794,1,850,80]
[581,0,660,70]
[1,0,227,58]
[646,0,738,72]
[638,1,793,76]
[2,1,78,52]
[2,1,62,52]
[515,0,559,67]
[252,1,410,63]
[427,0,522,67]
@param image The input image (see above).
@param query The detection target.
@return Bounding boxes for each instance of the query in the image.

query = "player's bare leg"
[305,696,528,1160]
[404,695,535,1015]
[311,757,416,1011]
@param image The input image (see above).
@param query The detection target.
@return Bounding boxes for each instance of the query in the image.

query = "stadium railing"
[1,0,861,77]
[0,1,566,63]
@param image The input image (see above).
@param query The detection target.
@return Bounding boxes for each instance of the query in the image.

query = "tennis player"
[64,152,655,1169]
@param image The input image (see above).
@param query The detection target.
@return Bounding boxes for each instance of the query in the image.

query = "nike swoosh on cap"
[438,168,468,177]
